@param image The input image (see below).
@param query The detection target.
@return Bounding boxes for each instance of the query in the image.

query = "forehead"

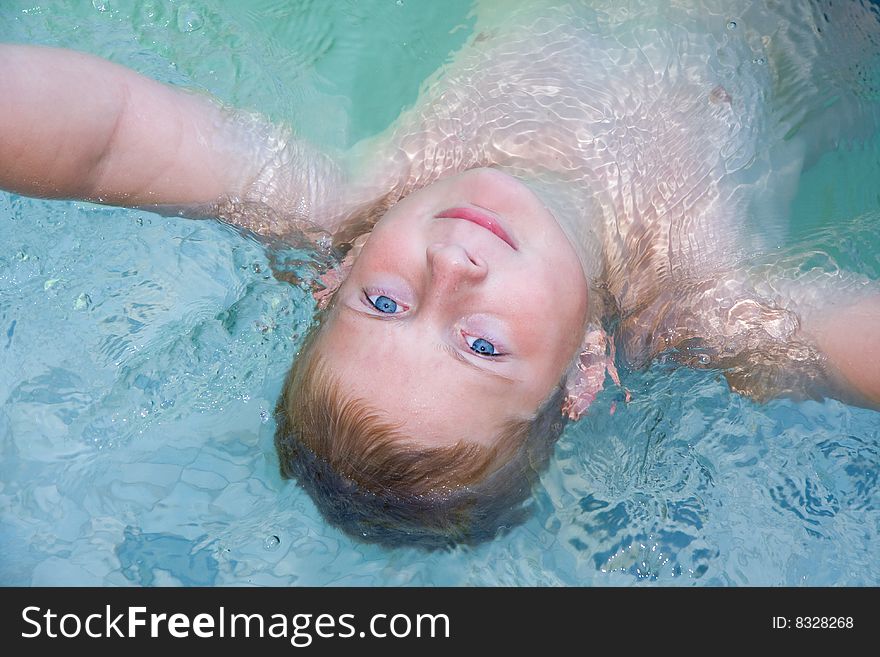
[313,308,537,449]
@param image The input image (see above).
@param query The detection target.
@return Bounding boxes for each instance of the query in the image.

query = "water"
[1,0,879,586]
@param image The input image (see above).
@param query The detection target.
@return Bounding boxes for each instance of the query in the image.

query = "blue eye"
[368,294,399,314]
[468,337,497,356]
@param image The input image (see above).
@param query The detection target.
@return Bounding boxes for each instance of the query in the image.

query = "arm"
[800,296,880,407]
[0,44,257,207]
[0,44,384,235]
[619,266,880,411]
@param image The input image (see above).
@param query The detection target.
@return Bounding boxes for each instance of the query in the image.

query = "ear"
[561,326,628,421]
[311,233,370,310]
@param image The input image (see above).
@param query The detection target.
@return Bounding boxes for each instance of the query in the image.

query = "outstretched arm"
[0,44,258,207]
[801,296,880,407]
[620,267,880,411]
[0,44,388,235]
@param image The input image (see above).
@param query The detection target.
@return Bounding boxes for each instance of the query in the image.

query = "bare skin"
[314,168,589,447]
[1,0,879,453]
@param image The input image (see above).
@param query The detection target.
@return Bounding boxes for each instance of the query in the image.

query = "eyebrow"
[341,305,519,384]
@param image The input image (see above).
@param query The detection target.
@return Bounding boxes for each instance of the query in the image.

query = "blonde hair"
[274,318,566,549]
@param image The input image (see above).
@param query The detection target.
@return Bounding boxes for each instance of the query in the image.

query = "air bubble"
[752,56,765,65]
[177,5,203,33]
[92,0,110,12]
[697,354,711,365]
[726,20,737,30]
[316,234,332,253]
[137,0,162,22]
[264,535,281,551]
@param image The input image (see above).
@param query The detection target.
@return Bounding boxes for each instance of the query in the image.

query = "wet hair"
[274,318,567,550]
[271,188,570,549]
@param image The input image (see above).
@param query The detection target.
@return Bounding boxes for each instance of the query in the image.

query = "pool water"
[1,0,879,586]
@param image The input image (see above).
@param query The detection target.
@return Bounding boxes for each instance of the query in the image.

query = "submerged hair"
[274,321,567,550]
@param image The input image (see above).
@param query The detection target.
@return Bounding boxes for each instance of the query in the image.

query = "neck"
[504,168,605,285]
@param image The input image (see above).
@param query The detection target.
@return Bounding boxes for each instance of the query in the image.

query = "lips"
[434,206,517,249]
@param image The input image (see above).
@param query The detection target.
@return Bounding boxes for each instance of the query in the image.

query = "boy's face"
[315,168,589,448]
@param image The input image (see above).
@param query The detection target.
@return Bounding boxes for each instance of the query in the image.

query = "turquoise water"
[1,0,879,586]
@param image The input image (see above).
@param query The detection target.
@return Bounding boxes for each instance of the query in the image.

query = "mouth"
[434,206,517,250]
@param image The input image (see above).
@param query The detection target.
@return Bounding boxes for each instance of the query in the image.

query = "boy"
[2,0,878,548]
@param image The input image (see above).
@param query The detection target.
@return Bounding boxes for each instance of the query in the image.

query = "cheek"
[507,264,587,350]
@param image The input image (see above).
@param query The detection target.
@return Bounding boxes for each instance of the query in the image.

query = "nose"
[426,242,487,292]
